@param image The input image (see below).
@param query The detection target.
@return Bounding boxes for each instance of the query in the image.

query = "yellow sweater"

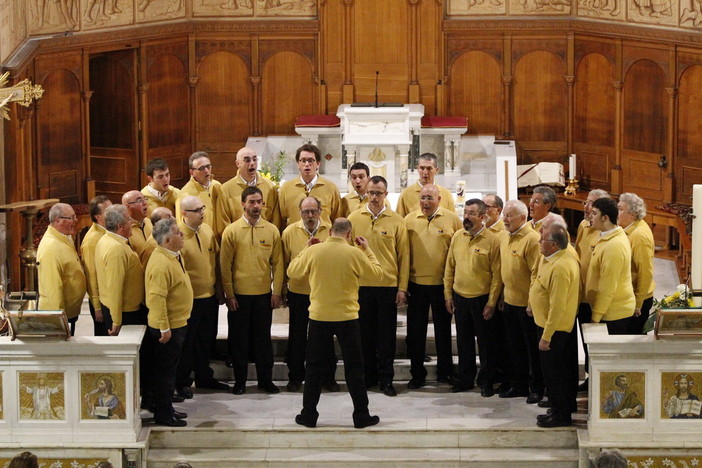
[488,218,505,233]
[624,219,656,308]
[36,226,87,319]
[95,231,145,326]
[281,220,331,294]
[220,217,284,296]
[278,175,341,228]
[396,182,455,217]
[141,185,180,216]
[175,177,222,230]
[404,207,463,285]
[499,223,541,307]
[341,193,390,217]
[80,223,107,309]
[180,221,219,298]
[529,249,580,342]
[129,218,153,257]
[444,228,502,306]
[575,218,600,302]
[585,227,636,322]
[216,174,280,235]
[287,236,383,321]
[145,246,193,330]
[139,236,158,267]
[348,207,410,290]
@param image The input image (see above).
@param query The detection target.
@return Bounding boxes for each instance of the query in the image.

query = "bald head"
[541,212,568,232]
[331,217,352,237]
[419,184,441,217]
[236,147,259,183]
[150,207,172,226]
[180,195,205,228]
[122,190,147,222]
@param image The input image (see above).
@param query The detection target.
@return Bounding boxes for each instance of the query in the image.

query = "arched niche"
[676,64,702,201]
[261,51,315,135]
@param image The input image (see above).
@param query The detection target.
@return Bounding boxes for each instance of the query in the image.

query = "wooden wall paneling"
[261,49,316,135]
[416,0,441,113]
[144,41,190,189]
[319,0,345,113]
[88,48,138,202]
[195,49,253,182]
[572,145,611,188]
[34,52,84,203]
[566,33,575,156]
[448,50,502,136]
[408,0,420,102]
[342,0,355,103]
[352,0,410,104]
[512,49,568,162]
[675,63,702,202]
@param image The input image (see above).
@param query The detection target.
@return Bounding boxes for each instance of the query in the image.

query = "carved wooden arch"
[574,51,616,83]
[622,57,668,83]
[36,66,82,90]
[195,40,252,74]
[446,39,503,73]
[259,40,317,80]
[144,41,189,74]
[449,48,503,77]
[511,40,568,71]
[676,55,702,86]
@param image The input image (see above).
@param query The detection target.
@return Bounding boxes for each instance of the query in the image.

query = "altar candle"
[569,154,576,180]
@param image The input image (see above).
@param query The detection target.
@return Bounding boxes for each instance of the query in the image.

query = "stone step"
[148,427,578,450]
[146,447,579,467]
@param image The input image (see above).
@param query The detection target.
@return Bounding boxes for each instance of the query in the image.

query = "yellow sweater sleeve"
[219,224,237,298]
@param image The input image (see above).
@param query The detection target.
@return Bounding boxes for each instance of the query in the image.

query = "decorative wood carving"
[195,40,252,68]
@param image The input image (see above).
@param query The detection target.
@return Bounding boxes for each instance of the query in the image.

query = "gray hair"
[533,185,557,209]
[504,200,528,218]
[589,189,610,200]
[549,225,569,250]
[417,153,438,168]
[543,212,568,230]
[153,218,178,246]
[594,448,627,468]
[189,151,209,168]
[48,203,71,223]
[618,192,646,220]
[104,205,130,232]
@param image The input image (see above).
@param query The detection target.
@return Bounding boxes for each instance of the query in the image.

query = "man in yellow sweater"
[80,195,112,336]
[175,151,222,230]
[574,188,609,391]
[281,196,335,392]
[404,184,462,389]
[586,197,636,334]
[348,175,409,396]
[140,207,173,266]
[618,192,655,334]
[396,153,455,217]
[529,224,579,428]
[278,144,341,229]
[483,194,505,233]
[141,158,180,216]
[288,218,383,429]
[122,190,153,257]
[37,203,87,336]
[216,147,280,236]
[498,200,544,404]
[174,196,230,397]
[444,199,503,396]
[340,162,390,216]
[145,218,193,427]
[220,186,284,395]
[529,185,557,232]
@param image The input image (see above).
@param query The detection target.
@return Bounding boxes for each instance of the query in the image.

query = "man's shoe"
[380,384,397,396]
[424,354,432,362]
[155,417,187,427]
[480,385,495,397]
[287,380,301,392]
[436,375,455,385]
[538,400,552,408]
[526,392,543,404]
[577,378,589,392]
[225,359,234,368]
[365,380,379,389]
[450,384,475,393]
[354,415,380,429]
[258,382,280,394]
[172,410,188,419]
[497,382,510,394]
[171,394,185,403]
[177,387,194,399]
[536,415,572,428]
[499,387,529,398]
[537,410,554,422]
[295,414,317,428]
[407,379,426,390]
[324,381,341,392]
[196,380,231,391]
[232,384,246,395]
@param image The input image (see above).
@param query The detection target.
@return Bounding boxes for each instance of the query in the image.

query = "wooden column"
[611,41,623,194]
[138,44,149,185]
[566,32,575,155]
[502,36,513,138]
[251,36,261,136]
[342,0,354,103]
[408,0,420,103]
[665,86,677,202]
[81,50,93,200]
[188,35,199,153]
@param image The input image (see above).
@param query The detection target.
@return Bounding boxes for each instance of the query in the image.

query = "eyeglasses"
[298,158,317,165]
[126,198,145,205]
[194,164,212,172]
[583,200,593,206]
[420,196,436,201]
[300,209,320,216]
[485,205,498,209]
[59,215,77,221]
[368,190,385,197]
[185,206,206,213]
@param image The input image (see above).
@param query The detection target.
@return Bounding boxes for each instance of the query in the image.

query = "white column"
[444,138,453,173]
[342,145,357,187]
[398,145,410,190]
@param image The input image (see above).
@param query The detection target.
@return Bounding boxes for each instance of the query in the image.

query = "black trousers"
[301,319,370,424]
[102,303,154,398]
[67,316,77,336]
[358,286,397,387]
[454,293,500,388]
[502,302,544,394]
[227,293,274,385]
[286,291,337,383]
[148,325,187,421]
[538,327,578,421]
[602,315,633,335]
[405,282,454,381]
[88,301,108,336]
[176,295,218,388]
[627,296,654,334]
[576,302,592,377]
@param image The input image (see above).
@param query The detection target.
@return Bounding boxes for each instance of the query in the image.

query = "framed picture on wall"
[7,310,70,340]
